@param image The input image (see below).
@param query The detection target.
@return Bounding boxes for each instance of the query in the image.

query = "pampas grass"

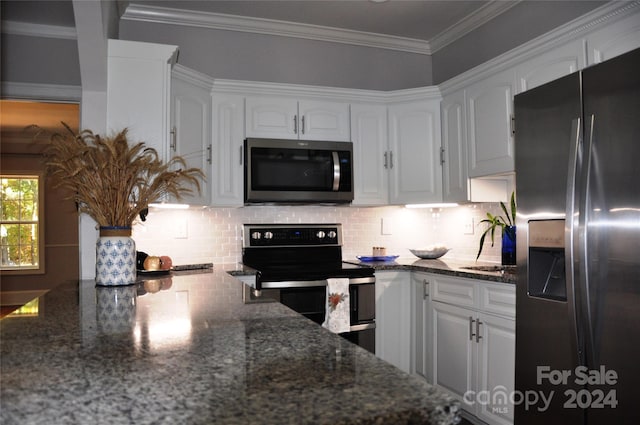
[37,123,204,227]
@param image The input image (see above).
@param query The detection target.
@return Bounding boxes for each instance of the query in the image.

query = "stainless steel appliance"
[241,224,376,353]
[244,138,354,204]
[514,47,640,424]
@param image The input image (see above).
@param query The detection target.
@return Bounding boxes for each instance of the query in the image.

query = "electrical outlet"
[381,217,393,235]
[463,217,474,235]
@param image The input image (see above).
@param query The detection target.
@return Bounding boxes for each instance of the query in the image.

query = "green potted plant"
[35,123,204,285]
[476,192,517,265]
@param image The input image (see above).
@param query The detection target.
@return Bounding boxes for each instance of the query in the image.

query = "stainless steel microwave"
[244,138,354,204]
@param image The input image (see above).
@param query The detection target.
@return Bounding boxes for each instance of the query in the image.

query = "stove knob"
[328,230,337,239]
[264,231,273,239]
[316,231,326,239]
[251,231,261,240]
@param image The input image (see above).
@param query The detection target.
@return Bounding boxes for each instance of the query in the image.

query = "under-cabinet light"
[405,203,459,209]
[149,203,190,209]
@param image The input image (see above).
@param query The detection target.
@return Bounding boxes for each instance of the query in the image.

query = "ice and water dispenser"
[528,220,567,301]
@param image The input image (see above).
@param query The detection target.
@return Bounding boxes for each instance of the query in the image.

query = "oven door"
[242,277,376,354]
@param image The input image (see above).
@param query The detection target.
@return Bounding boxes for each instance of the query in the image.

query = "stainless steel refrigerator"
[514,47,640,424]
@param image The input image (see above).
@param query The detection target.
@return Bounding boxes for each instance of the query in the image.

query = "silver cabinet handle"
[476,319,483,343]
[469,316,476,341]
[440,146,445,165]
[383,151,388,169]
[423,279,430,299]
[293,115,298,134]
[240,145,243,165]
[389,151,394,169]
[170,126,177,152]
[301,115,305,134]
[206,144,212,164]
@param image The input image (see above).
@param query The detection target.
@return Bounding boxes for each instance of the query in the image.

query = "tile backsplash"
[132,204,506,266]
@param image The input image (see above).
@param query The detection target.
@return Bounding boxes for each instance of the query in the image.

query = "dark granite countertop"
[345,257,517,285]
[1,266,460,425]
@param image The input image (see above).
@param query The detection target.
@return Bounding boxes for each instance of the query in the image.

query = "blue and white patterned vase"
[96,285,137,333]
[95,226,137,286]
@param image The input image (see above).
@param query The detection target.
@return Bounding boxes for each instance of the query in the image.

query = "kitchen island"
[0,266,460,425]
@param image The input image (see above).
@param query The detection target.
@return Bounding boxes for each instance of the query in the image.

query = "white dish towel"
[322,278,351,334]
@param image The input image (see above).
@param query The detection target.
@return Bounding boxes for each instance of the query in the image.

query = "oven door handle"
[259,276,375,289]
[260,280,328,289]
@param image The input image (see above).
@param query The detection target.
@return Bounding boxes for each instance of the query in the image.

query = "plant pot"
[95,226,137,286]
[502,225,516,266]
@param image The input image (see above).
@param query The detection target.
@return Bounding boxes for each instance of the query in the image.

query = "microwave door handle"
[332,151,340,191]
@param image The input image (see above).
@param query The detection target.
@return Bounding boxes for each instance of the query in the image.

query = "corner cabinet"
[211,92,245,206]
[431,274,515,425]
[170,65,213,206]
[387,95,443,205]
[245,96,350,142]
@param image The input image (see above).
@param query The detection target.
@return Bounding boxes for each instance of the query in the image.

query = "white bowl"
[409,246,450,259]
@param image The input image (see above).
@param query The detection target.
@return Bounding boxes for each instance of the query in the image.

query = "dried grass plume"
[35,123,204,227]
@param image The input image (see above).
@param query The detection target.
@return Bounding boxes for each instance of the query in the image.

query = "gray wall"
[1,34,81,86]
[432,1,607,84]
[118,20,433,91]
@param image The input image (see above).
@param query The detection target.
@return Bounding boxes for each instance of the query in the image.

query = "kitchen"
[2,1,640,424]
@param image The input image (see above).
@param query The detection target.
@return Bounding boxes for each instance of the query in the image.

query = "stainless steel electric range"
[241,223,376,353]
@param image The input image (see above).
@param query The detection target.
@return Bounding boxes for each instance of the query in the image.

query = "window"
[1,174,45,273]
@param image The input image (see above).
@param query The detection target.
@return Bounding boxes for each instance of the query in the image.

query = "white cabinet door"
[171,69,212,206]
[388,99,442,204]
[441,90,469,202]
[587,10,640,65]
[466,69,517,177]
[245,97,297,139]
[375,271,411,373]
[411,272,433,383]
[299,100,350,141]
[107,40,178,163]
[431,301,476,406]
[351,103,388,205]
[516,39,586,93]
[212,93,245,206]
[245,97,350,141]
[476,313,516,425]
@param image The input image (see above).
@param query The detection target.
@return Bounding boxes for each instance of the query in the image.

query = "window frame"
[1,171,46,275]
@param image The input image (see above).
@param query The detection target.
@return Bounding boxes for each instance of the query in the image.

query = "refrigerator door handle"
[565,116,585,366]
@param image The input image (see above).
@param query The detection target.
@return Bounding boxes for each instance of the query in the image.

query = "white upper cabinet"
[107,39,178,162]
[351,103,389,205]
[515,39,586,93]
[388,97,443,204]
[441,90,469,202]
[211,92,245,207]
[245,97,350,141]
[586,10,640,65]
[170,66,213,206]
[466,68,517,178]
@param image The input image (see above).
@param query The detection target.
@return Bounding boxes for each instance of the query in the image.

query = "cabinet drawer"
[432,275,478,308]
[479,283,515,318]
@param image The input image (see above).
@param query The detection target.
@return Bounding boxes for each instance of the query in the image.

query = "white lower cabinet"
[375,271,412,373]
[431,274,515,425]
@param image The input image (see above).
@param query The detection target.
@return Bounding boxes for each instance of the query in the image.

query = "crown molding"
[439,0,640,94]
[429,0,521,53]
[1,20,76,39]
[1,81,82,102]
[121,4,431,55]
